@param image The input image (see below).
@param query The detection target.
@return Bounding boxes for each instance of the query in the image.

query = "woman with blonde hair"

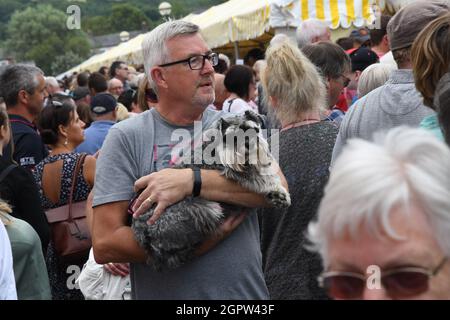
[412,12,450,140]
[259,41,338,299]
[137,75,156,112]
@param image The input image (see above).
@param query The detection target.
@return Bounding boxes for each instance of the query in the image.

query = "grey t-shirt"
[93,108,269,300]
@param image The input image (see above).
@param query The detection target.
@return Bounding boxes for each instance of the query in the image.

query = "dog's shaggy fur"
[132,111,290,271]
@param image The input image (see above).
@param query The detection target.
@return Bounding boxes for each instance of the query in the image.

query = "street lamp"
[159,2,172,21]
[120,31,130,42]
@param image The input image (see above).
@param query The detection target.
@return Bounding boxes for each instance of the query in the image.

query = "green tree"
[0,0,27,40]
[4,4,91,75]
[51,51,85,76]
[109,3,151,33]
[84,16,112,36]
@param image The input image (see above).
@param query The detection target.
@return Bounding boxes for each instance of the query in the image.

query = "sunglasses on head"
[318,258,447,299]
[46,98,64,109]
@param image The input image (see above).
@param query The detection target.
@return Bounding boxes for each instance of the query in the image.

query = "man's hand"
[195,211,248,256]
[103,262,130,277]
[132,168,194,224]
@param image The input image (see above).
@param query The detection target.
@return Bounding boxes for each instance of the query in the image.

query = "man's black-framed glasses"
[159,52,219,70]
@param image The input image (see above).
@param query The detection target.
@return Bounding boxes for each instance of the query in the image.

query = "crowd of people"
[1,0,450,300]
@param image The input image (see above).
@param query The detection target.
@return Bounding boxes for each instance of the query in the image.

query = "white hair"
[308,127,450,266]
[252,60,267,73]
[141,20,199,95]
[45,77,59,88]
[296,19,330,49]
[357,63,396,97]
[218,53,230,69]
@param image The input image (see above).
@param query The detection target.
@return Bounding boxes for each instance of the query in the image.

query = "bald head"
[108,78,124,98]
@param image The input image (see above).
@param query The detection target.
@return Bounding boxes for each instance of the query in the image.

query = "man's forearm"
[93,226,147,264]
[199,169,286,208]
[92,201,147,264]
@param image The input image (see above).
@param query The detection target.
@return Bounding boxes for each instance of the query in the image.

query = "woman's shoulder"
[2,162,34,183]
[4,214,41,250]
[223,98,252,113]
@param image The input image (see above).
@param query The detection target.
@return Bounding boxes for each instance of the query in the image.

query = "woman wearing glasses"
[33,97,96,300]
[309,127,450,300]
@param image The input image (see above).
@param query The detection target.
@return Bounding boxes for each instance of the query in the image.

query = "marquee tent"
[58,0,419,77]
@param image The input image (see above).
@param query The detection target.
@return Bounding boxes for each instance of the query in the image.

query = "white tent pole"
[234,41,240,64]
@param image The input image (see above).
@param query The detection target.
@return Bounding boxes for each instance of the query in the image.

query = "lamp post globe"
[159,2,172,19]
[120,31,130,42]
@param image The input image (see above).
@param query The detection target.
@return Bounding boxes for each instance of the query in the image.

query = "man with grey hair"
[91,20,287,300]
[309,127,450,299]
[0,64,48,170]
[331,1,448,163]
[296,18,331,49]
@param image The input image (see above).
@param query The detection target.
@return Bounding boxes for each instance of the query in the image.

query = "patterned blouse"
[33,152,91,209]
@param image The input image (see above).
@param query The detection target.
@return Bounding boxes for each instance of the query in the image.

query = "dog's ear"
[218,117,230,133]
[244,110,264,127]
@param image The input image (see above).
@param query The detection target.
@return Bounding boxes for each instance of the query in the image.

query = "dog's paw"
[266,190,291,208]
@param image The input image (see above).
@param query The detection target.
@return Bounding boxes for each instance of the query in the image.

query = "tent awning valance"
[58,0,418,77]
[184,0,273,49]
[270,0,377,29]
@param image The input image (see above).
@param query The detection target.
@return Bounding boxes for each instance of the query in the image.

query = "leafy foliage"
[4,5,91,75]
[1,0,227,74]
[0,0,227,38]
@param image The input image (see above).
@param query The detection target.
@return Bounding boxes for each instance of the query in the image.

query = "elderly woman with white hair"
[308,127,450,300]
[357,63,396,98]
[259,41,338,299]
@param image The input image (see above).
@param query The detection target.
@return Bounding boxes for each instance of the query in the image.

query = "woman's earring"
[64,138,68,146]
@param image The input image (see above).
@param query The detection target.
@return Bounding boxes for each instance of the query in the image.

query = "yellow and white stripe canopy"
[270,0,378,29]
[58,0,418,77]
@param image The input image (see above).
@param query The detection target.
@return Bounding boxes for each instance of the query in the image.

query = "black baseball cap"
[90,93,117,115]
[350,47,379,72]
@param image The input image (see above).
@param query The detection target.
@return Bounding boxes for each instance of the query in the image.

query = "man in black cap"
[344,47,379,106]
[75,92,117,155]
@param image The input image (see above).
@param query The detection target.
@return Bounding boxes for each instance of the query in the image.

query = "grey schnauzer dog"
[132,110,290,271]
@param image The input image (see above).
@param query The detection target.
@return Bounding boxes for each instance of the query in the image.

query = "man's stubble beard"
[192,90,215,109]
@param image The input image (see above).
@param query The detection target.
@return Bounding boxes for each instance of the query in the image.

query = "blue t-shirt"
[76,120,115,155]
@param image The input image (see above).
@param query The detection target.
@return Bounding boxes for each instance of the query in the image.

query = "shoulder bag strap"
[0,164,17,184]
[67,153,87,222]
[227,99,235,112]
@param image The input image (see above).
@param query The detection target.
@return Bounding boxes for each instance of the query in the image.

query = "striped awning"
[58,0,418,77]
[270,0,379,29]
[184,0,273,49]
